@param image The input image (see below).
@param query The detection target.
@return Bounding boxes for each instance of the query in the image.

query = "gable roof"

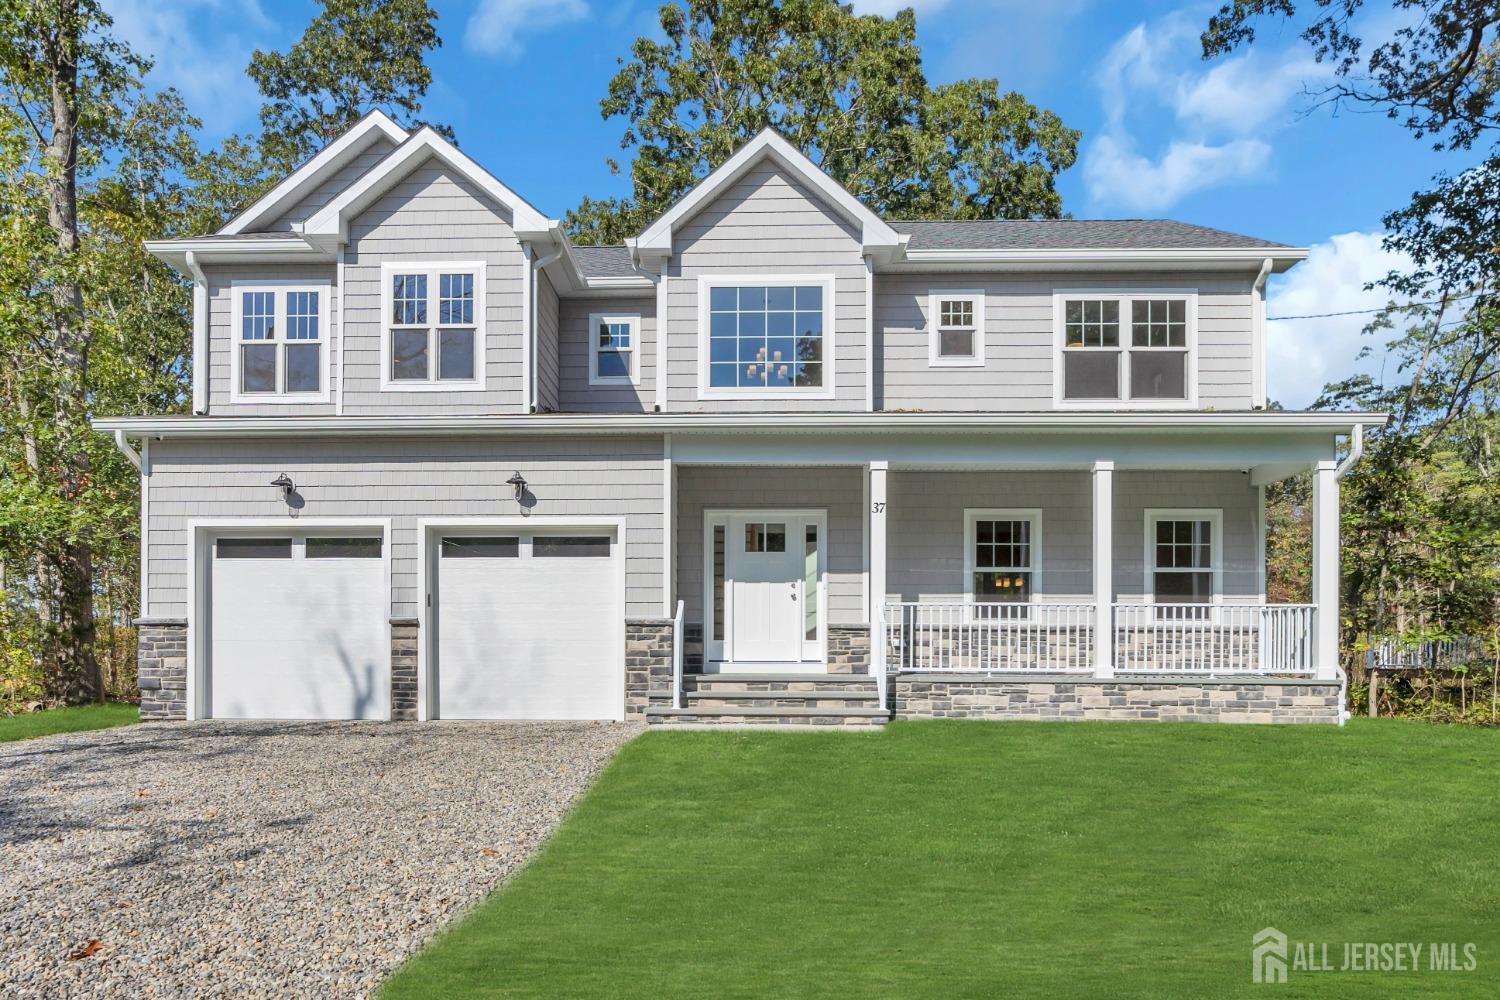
[891,219,1294,252]
[219,109,409,236]
[301,126,555,245]
[630,129,902,263]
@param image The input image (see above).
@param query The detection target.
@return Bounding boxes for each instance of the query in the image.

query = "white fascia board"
[219,111,408,236]
[143,237,334,273]
[303,128,554,242]
[633,129,901,255]
[94,409,1388,439]
[892,247,1308,271]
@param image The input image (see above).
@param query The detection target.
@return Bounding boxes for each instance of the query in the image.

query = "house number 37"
[871,502,887,514]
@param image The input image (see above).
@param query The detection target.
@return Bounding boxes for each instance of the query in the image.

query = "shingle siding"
[205,262,339,416]
[557,295,656,412]
[536,269,561,412]
[267,137,399,231]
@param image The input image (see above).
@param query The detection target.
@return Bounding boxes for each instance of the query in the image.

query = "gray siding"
[557,294,656,412]
[1112,471,1261,600]
[342,163,526,413]
[267,136,399,231]
[875,272,1255,410]
[664,163,868,411]
[145,435,665,620]
[675,465,865,628]
[536,270,561,412]
[206,262,339,416]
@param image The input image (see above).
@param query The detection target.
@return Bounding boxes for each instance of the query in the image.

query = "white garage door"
[435,530,621,720]
[207,534,389,720]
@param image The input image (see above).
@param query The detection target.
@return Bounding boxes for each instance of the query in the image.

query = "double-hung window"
[965,509,1041,620]
[382,263,484,389]
[928,290,985,367]
[1056,291,1195,406]
[1146,509,1222,619]
[230,283,330,402]
[699,275,835,399]
[588,313,639,385]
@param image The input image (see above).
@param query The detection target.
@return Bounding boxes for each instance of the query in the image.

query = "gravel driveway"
[0,720,640,999]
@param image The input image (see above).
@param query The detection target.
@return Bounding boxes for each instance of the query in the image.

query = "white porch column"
[1092,461,1114,678]
[868,461,889,645]
[662,435,675,616]
[1312,459,1340,680]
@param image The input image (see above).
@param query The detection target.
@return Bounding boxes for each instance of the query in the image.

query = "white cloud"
[465,0,590,58]
[1173,50,1326,135]
[1084,134,1270,212]
[1266,231,1411,407]
[107,0,272,132]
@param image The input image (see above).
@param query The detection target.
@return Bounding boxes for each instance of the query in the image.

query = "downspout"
[185,251,209,414]
[1252,257,1273,409]
[1331,421,1366,726]
[529,248,564,413]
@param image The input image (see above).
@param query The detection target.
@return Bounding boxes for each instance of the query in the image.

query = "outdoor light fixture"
[506,471,527,502]
[270,473,296,497]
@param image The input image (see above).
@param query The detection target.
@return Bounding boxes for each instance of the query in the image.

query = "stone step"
[685,691,879,709]
[683,673,878,694]
[644,705,891,727]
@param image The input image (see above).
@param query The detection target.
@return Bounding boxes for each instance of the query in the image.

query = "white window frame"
[228,280,332,404]
[1052,289,1198,410]
[696,273,837,400]
[588,312,641,386]
[928,289,986,368]
[964,508,1043,621]
[379,261,487,392]
[1143,508,1224,609]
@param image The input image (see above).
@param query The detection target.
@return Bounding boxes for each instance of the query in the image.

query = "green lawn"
[0,703,138,743]
[384,720,1500,999]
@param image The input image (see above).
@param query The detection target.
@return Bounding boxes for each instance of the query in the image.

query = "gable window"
[1055,291,1195,407]
[230,283,330,402]
[698,275,835,399]
[1145,509,1222,619]
[965,509,1041,620]
[381,262,485,390]
[928,290,985,367]
[589,313,639,385]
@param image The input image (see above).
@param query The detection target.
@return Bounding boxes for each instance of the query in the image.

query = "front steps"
[645,673,891,728]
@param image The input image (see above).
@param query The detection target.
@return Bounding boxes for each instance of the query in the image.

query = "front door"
[721,512,822,665]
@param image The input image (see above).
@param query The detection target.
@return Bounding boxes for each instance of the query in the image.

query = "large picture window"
[699,275,835,398]
[965,509,1041,620]
[1055,291,1195,406]
[381,263,484,389]
[230,283,330,402]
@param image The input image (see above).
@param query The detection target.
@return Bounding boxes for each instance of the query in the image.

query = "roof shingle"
[889,219,1295,251]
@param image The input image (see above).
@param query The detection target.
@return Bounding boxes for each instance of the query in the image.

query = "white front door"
[719,512,823,665]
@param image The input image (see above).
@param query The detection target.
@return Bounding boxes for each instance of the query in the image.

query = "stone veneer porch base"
[893,673,1342,724]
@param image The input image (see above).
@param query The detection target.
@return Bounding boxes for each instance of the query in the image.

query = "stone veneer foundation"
[390,619,419,721]
[826,625,871,674]
[625,619,677,718]
[893,673,1342,724]
[136,618,189,721]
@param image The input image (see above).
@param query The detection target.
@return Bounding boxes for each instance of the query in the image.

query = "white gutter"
[184,251,209,415]
[1252,257,1273,408]
[530,247,564,412]
[898,247,1309,265]
[113,429,144,472]
[1335,422,1366,479]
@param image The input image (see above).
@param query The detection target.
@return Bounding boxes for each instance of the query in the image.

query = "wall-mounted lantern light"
[270,474,296,497]
[506,471,527,503]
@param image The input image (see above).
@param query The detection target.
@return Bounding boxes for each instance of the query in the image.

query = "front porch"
[642,423,1350,726]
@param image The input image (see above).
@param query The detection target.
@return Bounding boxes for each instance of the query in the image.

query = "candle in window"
[773,349,782,361]
[777,364,788,378]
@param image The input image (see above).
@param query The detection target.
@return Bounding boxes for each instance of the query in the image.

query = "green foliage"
[566,0,1079,244]
[0,701,137,739]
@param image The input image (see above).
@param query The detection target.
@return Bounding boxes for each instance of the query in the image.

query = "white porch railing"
[880,602,1095,673]
[1112,603,1316,675]
[671,599,685,709]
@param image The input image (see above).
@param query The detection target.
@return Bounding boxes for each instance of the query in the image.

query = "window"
[965,510,1040,620]
[440,536,519,558]
[743,522,787,553]
[381,263,484,389]
[1055,292,1195,406]
[928,290,985,367]
[216,537,292,559]
[699,275,834,398]
[1145,510,1222,617]
[305,537,382,559]
[230,284,329,401]
[804,524,819,640]
[711,524,726,643]
[533,536,611,558]
[588,313,639,385]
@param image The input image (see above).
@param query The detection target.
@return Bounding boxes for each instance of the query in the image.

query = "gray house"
[98,113,1382,727]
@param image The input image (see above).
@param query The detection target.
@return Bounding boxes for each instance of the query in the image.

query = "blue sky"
[108,0,1460,406]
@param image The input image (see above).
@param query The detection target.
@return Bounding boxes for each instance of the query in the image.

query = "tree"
[247,0,448,174]
[567,0,1079,244]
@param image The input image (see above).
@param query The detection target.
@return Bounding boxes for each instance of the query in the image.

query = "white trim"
[1091,461,1114,677]
[335,247,346,415]
[415,515,627,722]
[927,289,986,368]
[138,440,151,617]
[696,273,837,400]
[963,508,1043,617]
[634,130,901,255]
[701,507,828,669]
[185,252,208,414]
[654,264,669,412]
[220,111,408,235]
[227,279,333,404]
[378,261,487,392]
[1052,288,1199,410]
[1252,257,1272,408]
[863,255,875,411]
[1142,508,1224,605]
[304,128,553,242]
[588,312,642,386]
[1256,483,1267,600]
[185,517,393,722]
[663,435,674,616]
[900,247,1307,266]
[520,245,533,411]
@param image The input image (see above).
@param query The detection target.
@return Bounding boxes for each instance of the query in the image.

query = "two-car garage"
[197,522,624,721]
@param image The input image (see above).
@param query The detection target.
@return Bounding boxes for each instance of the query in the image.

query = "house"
[97,111,1384,726]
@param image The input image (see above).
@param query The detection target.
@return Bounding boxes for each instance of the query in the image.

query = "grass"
[0,703,138,743]
[383,719,1500,999]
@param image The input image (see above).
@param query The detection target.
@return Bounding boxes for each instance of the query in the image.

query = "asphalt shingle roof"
[571,245,640,278]
[889,219,1295,251]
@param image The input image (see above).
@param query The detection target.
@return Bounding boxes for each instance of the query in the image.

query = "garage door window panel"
[533,536,611,558]
[441,536,519,558]
[216,537,292,559]
[306,537,382,558]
